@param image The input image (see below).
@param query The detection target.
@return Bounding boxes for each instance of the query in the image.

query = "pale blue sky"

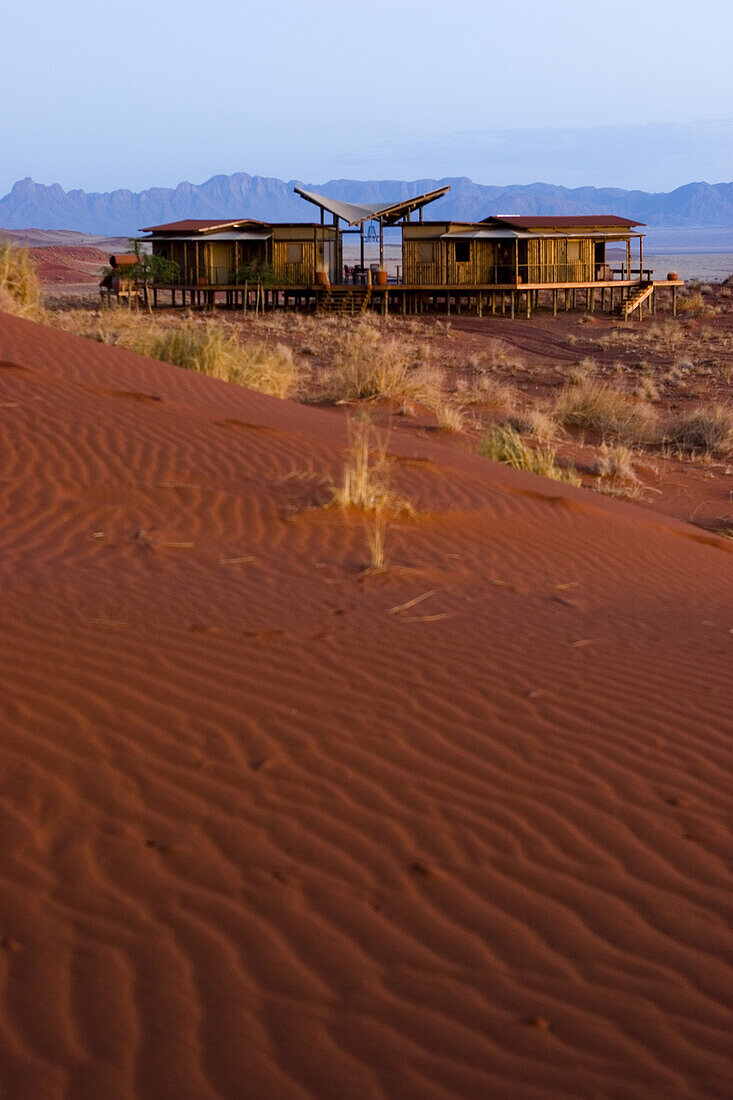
[2,0,731,195]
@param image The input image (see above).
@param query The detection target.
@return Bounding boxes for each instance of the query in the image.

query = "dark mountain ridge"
[2,173,732,237]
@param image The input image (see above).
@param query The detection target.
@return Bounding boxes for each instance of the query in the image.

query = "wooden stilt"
[553,290,557,316]
[510,293,515,320]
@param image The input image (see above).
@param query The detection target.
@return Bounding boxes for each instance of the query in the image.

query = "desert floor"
[0,305,731,1098]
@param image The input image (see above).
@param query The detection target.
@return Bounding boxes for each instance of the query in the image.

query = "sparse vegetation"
[479,423,581,484]
[148,324,299,398]
[666,403,733,457]
[0,242,42,318]
[323,323,444,405]
[555,378,660,443]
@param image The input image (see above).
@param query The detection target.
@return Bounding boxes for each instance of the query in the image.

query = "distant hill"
[1,173,732,238]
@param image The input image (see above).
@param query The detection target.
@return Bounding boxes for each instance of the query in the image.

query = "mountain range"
[2,174,733,238]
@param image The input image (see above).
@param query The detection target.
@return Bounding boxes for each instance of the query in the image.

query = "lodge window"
[286,243,303,263]
[566,241,581,263]
[417,241,435,263]
[453,241,471,263]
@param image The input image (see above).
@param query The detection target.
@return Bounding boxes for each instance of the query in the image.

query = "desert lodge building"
[132,185,682,318]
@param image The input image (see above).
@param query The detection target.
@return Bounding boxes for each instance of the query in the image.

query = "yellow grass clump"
[479,423,581,485]
[0,243,42,318]
[149,324,299,398]
[555,378,659,444]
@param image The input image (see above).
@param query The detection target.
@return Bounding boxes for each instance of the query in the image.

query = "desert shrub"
[0,243,42,318]
[555,378,659,443]
[479,423,580,484]
[324,324,444,404]
[666,403,733,456]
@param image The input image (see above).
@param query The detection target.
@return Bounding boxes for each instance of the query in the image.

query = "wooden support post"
[525,291,530,319]
[511,293,515,320]
[589,288,595,312]
[565,289,570,311]
[553,290,557,316]
[491,292,496,315]
[478,293,483,318]
[572,289,576,310]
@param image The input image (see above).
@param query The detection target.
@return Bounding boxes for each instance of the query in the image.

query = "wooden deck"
[133,278,685,319]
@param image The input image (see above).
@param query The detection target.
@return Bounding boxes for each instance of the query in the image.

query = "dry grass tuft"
[330,418,418,572]
[505,407,558,442]
[429,399,466,432]
[330,419,417,516]
[0,243,43,318]
[479,423,581,484]
[324,324,443,404]
[665,403,733,457]
[677,291,705,314]
[149,323,300,398]
[591,444,639,481]
[555,378,660,443]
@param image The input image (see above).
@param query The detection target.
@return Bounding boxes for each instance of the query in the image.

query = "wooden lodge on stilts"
[127,185,683,319]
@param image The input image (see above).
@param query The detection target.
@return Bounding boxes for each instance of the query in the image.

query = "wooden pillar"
[553,290,557,316]
[626,239,631,280]
[640,235,644,281]
[525,291,530,319]
[589,288,595,312]
[565,289,570,311]
[379,219,384,268]
[491,292,496,315]
[511,292,515,320]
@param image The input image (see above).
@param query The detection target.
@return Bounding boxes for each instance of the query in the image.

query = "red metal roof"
[140,218,269,233]
[486,215,644,229]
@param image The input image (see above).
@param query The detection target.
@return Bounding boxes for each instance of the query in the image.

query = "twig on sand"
[388,590,435,615]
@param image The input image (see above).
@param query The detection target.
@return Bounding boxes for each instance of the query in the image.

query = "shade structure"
[294,186,450,226]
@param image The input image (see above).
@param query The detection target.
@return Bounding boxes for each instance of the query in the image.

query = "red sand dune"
[0,311,731,1099]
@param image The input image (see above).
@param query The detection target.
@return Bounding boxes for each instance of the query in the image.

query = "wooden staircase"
[617,281,654,320]
[318,285,372,316]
